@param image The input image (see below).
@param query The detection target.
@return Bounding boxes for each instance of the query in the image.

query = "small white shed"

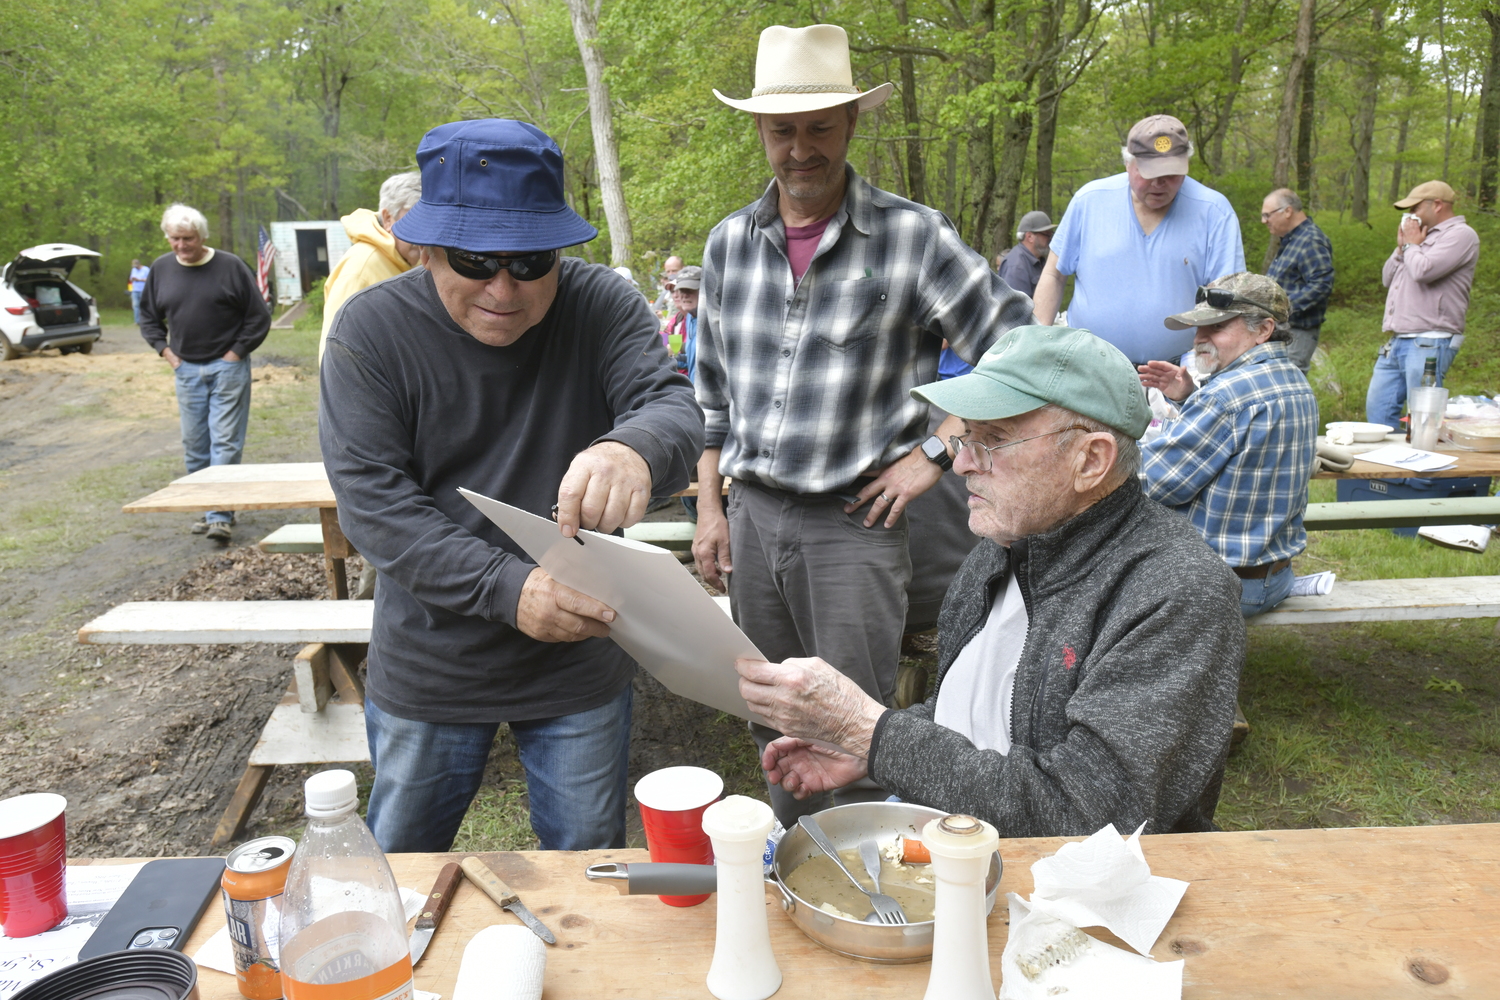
[269,221,353,303]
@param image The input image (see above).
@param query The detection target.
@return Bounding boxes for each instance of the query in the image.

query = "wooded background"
[4,0,1497,302]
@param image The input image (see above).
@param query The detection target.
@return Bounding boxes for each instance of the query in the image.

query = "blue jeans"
[1240,563,1295,618]
[131,291,143,325]
[174,357,252,524]
[364,684,633,853]
[1365,335,1459,429]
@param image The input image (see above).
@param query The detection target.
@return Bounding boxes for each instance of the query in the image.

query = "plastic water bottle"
[278,770,414,1000]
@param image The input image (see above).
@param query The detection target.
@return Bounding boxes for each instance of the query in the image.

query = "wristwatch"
[920,434,952,472]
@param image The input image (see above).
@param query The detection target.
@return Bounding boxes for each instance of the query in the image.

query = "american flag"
[256,226,276,304]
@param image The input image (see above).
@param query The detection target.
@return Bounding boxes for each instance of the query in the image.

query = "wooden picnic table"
[1312,435,1500,480]
[77,822,1500,998]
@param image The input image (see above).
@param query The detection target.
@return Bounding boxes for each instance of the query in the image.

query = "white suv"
[2,243,104,360]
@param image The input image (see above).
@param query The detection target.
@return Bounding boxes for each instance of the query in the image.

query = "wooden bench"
[259,521,699,554]
[1248,576,1500,626]
[257,523,326,553]
[1304,496,1500,532]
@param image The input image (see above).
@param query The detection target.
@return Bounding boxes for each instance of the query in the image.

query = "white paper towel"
[452,925,546,1000]
[999,895,1183,1000]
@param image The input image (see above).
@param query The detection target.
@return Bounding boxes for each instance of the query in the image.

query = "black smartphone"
[78,857,226,960]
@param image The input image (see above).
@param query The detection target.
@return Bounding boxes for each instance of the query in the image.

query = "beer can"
[222,836,297,1000]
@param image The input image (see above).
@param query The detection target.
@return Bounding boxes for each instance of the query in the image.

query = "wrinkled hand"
[762,736,869,800]
[736,656,886,754]
[515,567,616,643]
[555,441,652,538]
[161,347,182,370]
[1138,360,1195,402]
[692,509,732,593]
[845,447,943,528]
[1399,217,1426,247]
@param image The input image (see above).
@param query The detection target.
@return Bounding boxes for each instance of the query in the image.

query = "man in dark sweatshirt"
[139,204,271,542]
[736,326,1246,836]
[320,119,703,853]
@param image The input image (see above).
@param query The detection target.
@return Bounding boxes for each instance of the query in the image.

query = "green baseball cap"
[912,325,1149,438]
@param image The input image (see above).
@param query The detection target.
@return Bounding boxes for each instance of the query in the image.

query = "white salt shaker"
[701,795,782,1000]
[922,813,1000,1000]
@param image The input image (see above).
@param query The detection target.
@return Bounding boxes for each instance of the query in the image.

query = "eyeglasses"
[1259,206,1290,221]
[1196,286,1264,311]
[443,247,558,282]
[949,426,1093,473]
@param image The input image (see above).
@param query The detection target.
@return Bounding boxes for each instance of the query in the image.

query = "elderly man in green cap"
[733,327,1245,837]
[1139,272,1318,618]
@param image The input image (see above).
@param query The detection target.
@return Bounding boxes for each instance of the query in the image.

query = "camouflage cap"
[1164,272,1290,330]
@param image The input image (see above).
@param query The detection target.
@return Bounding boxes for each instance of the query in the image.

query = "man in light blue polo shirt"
[1033,115,1245,364]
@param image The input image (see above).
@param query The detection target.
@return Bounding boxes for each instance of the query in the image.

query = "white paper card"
[1352,445,1458,473]
[459,490,768,724]
[0,863,146,998]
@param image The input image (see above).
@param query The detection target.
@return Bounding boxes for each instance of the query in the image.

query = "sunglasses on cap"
[1195,286,1264,311]
[443,247,559,282]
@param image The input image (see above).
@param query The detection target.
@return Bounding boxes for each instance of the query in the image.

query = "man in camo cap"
[1139,272,1318,617]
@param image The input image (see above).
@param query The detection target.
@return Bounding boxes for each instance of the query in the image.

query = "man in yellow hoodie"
[318,171,423,360]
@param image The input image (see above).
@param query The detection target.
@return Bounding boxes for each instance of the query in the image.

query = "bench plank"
[623,522,696,550]
[248,699,370,766]
[78,600,374,645]
[1305,497,1500,531]
[258,523,325,553]
[1249,576,1500,626]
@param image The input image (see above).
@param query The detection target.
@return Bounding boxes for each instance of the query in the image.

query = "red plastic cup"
[634,766,723,906]
[0,792,69,938]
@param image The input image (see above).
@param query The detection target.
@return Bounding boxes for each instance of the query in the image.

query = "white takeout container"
[1326,421,1394,443]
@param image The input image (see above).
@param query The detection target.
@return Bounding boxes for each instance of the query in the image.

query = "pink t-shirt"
[785,216,833,284]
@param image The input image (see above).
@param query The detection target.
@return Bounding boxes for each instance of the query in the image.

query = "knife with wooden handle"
[408,862,463,966]
[459,856,557,945]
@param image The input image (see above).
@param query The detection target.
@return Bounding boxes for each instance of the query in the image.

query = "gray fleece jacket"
[868,478,1245,836]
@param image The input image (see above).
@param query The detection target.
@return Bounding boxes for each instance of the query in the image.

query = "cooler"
[1335,476,1494,536]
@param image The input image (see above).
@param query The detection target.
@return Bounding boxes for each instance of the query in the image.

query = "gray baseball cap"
[672,265,703,291]
[1017,211,1056,234]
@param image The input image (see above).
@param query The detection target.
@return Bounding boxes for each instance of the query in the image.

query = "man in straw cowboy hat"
[320,119,703,854]
[692,23,1034,825]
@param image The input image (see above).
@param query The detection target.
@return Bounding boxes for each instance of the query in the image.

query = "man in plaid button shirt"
[693,24,1033,824]
[1138,273,1318,617]
[1262,188,1334,372]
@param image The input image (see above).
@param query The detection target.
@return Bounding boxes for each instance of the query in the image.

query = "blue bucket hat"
[392,119,598,253]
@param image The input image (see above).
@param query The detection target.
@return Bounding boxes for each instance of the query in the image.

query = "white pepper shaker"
[922,813,1000,1000]
[701,795,782,1000]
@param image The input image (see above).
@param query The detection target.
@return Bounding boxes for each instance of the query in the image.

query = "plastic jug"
[278,770,414,1000]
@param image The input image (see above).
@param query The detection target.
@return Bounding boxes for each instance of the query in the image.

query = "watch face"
[922,435,950,465]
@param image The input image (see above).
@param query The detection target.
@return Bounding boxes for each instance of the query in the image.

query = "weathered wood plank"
[172,462,327,484]
[1249,576,1500,626]
[257,523,325,553]
[78,600,374,644]
[122,479,336,513]
[1305,497,1500,531]
[293,643,331,713]
[623,521,696,549]
[247,690,369,767]
[211,763,274,846]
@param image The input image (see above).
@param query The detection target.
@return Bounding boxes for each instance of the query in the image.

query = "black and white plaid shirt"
[698,168,1035,494]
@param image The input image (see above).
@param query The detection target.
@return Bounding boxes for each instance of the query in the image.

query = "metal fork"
[797,816,908,925]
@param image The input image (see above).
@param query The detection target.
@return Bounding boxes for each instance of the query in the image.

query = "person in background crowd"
[1261,188,1333,372]
[139,204,271,543]
[1032,114,1245,365]
[321,118,702,854]
[652,255,684,315]
[665,265,702,379]
[734,326,1245,838]
[129,259,150,325]
[1139,273,1317,618]
[996,210,1055,299]
[1365,180,1480,429]
[319,171,423,361]
[695,23,1033,826]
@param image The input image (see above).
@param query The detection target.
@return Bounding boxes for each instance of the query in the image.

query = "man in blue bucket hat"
[319,119,703,853]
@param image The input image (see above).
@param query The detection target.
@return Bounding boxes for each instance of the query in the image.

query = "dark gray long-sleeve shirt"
[138,250,271,361]
[319,260,704,723]
[869,478,1245,836]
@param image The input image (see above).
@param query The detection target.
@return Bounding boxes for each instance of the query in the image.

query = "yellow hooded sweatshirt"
[319,208,413,361]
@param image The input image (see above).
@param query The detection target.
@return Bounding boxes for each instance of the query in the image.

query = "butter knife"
[459,856,557,945]
[409,862,462,967]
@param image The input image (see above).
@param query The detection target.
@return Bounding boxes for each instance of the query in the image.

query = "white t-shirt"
[933,569,1029,755]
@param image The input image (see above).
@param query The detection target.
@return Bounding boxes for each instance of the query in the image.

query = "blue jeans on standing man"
[1364,333,1461,430]
[131,290,143,325]
[174,357,252,524]
[363,683,633,853]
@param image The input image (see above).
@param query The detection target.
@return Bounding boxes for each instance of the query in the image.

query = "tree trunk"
[893,0,927,206]
[1296,42,1316,203]
[1036,60,1059,216]
[1267,0,1315,268]
[992,105,1033,251]
[965,1,998,253]
[1350,6,1383,223]
[1437,2,1454,182]
[565,0,632,264]
[1479,9,1500,207]
[1210,0,1252,173]
[1390,55,1419,202]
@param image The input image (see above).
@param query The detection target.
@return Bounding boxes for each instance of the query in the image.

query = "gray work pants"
[1286,326,1320,372]
[728,481,911,826]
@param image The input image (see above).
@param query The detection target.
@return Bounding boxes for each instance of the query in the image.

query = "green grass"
[451,781,538,852]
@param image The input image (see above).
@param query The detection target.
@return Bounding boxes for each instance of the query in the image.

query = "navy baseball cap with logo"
[392,119,599,253]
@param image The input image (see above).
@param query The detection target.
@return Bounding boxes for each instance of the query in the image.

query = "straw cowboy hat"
[713,24,893,115]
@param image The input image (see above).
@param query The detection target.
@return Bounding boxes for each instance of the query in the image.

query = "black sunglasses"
[443,247,558,282]
[1195,286,1262,311]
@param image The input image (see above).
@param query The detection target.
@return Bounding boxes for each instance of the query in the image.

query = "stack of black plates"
[13,949,198,1000]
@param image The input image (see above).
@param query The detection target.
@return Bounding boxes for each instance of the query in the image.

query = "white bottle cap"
[304,769,359,818]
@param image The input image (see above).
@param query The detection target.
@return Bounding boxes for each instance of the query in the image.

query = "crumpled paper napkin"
[1291,570,1336,597]
[999,824,1188,1000]
[194,886,440,1000]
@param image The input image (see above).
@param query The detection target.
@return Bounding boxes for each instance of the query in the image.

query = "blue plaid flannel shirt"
[1266,218,1334,329]
[1142,342,1318,567]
